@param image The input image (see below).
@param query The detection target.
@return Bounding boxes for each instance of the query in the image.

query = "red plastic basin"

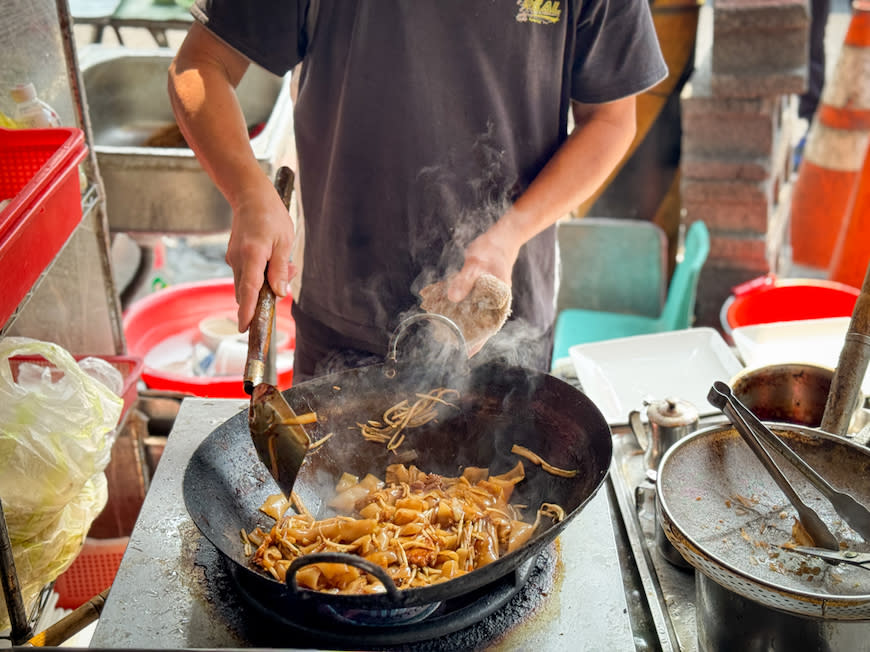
[721,275,860,338]
[123,278,294,398]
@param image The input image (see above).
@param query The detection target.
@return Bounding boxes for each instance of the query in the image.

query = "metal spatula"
[244,166,310,497]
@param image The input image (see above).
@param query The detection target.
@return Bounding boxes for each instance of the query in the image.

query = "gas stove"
[90,397,641,650]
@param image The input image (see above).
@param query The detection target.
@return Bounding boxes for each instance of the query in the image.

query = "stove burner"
[222,544,557,649]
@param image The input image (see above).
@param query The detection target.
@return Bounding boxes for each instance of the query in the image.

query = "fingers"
[267,235,294,299]
[446,262,481,303]
[234,255,267,333]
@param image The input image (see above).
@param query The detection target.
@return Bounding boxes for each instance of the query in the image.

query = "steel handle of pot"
[628,409,649,452]
[384,312,468,378]
[822,262,870,436]
[729,381,870,541]
[285,551,402,601]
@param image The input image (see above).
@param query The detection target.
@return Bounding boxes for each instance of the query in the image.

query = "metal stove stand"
[89,396,639,651]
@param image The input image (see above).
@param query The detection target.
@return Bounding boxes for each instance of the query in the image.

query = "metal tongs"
[708,381,870,550]
[788,546,870,571]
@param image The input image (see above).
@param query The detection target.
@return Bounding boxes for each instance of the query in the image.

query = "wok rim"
[657,423,870,617]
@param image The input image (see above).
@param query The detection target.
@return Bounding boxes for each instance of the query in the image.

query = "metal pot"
[658,422,870,621]
[630,397,699,569]
[632,397,700,472]
[696,572,870,652]
[729,362,836,428]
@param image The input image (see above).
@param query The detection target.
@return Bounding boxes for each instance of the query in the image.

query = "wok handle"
[243,167,296,395]
[285,552,402,601]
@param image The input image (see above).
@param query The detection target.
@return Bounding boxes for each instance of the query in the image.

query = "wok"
[183,351,612,612]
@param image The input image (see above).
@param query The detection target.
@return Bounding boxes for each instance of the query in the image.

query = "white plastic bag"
[0,337,123,628]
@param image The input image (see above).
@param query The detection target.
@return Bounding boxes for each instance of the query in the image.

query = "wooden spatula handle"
[243,167,296,395]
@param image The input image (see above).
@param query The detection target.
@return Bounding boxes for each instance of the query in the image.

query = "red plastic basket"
[53,536,129,610]
[720,274,860,339]
[0,126,88,327]
[7,354,143,423]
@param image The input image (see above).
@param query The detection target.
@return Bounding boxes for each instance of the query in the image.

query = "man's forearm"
[168,24,270,213]
[494,96,638,250]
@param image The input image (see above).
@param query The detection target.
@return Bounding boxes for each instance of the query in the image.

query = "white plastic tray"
[569,327,744,426]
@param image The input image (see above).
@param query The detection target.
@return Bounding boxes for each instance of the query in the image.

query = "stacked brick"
[680,0,810,331]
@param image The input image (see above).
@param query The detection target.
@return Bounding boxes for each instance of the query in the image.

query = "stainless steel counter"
[91,397,639,650]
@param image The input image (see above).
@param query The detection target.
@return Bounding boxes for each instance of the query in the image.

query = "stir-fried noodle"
[356,388,460,452]
[244,462,565,594]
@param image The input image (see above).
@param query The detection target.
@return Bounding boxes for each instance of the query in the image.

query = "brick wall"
[680,0,809,331]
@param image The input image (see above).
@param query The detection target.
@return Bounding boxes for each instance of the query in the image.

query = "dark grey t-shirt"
[192,0,667,358]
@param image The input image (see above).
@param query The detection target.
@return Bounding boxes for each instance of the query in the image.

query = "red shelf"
[0,126,88,327]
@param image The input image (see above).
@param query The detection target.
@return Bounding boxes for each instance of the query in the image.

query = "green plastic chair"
[556,217,668,318]
[552,220,711,364]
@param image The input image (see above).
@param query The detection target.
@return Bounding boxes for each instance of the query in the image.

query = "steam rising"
[406,121,549,374]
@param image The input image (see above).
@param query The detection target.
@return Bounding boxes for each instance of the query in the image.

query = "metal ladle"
[707,381,840,550]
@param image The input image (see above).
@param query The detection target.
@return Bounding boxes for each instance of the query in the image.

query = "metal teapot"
[629,397,700,474]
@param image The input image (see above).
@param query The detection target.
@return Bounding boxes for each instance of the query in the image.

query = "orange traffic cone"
[790,0,870,269]
[828,143,870,288]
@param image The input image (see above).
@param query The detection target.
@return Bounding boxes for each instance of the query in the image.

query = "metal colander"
[658,423,870,620]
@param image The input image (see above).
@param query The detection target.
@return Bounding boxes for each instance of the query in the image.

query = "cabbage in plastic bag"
[0,337,123,629]
[0,475,108,629]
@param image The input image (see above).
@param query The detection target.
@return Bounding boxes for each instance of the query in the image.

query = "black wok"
[183,355,612,611]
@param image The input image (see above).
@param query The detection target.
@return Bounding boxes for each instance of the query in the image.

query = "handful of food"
[419,273,512,353]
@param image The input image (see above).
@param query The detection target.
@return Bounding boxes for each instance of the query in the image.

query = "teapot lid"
[646,397,699,427]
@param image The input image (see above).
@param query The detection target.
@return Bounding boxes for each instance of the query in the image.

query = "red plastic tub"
[123,278,295,398]
[720,275,860,340]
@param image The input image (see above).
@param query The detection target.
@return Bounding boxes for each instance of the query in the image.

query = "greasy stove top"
[90,397,637,651]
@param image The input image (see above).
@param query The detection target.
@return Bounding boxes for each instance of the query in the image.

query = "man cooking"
[168,0,667,384]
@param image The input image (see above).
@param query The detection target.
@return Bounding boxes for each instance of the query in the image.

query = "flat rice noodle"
[461,467,490,484]
[295,565,322,589]
[328,484,372,512]
[315,562,361,588]
[358,473,382,491]
[491,461,525,484]
[436,500,454,526]
[358,502,382,520]
[364,550,399,568]
[395,496,426,512]
[440,559,462,579]
[507,520,536,553]
[334,472,359,493]
[259,493,289,520]
[315,517,378,543]
[393,508,421,525]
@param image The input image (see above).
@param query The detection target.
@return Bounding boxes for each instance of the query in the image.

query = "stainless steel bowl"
[729,362,835,427]
[79,46,294,236]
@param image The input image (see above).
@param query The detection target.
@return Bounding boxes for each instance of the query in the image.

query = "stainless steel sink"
[79,47,294,235]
